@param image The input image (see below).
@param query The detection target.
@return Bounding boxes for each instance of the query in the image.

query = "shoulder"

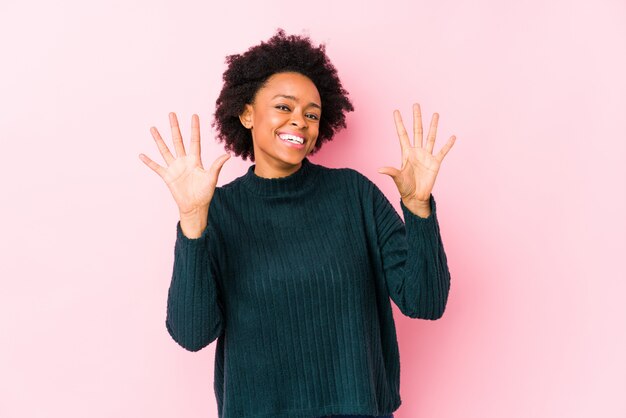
[314,164,392,214]
[315,163,377,191]
[204,175,245,225]
[209,169,248,202]
[336,166,386,199]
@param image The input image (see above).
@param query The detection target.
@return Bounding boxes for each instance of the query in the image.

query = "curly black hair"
[212,29,354,162]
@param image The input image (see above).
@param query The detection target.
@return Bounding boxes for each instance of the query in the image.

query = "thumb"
[211,153,231,177]
[377,166,400,177]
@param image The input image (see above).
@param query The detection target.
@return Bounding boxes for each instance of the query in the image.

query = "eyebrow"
[271,94,321,110]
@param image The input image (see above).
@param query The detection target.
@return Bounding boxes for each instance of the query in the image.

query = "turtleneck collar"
[241,157,320,197]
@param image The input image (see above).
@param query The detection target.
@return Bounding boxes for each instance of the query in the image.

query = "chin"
[282,156,305,166]
[275,151,306,165]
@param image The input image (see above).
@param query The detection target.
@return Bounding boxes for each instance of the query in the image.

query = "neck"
[242,157,318,197]
[252,158,305,179]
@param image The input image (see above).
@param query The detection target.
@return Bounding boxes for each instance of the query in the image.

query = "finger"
[209,154,230,187]
[138,153,166,179]
[150,126,175,166]
[393,110,411,153]
[211,153,231,175]
[426,112,439,154]
[190,114,202,168]
[435,135,457,162]
[169,112,186,157]
[377,166,401,178]
[413,103,423,148]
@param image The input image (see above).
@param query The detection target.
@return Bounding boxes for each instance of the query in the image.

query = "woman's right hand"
[139,112,231,218]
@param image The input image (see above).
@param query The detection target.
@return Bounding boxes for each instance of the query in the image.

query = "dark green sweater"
[165,157,451,418]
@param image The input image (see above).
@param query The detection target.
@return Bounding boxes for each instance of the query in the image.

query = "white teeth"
[279,134,304,144]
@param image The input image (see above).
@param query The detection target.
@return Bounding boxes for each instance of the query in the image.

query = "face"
[239,71,321,178]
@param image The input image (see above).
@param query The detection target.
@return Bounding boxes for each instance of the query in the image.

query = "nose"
[290,112,306,128]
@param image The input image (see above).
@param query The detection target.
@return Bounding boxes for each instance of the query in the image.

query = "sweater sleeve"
[372,183,451,320]
[165,220,224,351]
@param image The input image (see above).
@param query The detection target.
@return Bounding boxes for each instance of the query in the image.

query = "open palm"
[139,112,231,216]
[378,103,456,205]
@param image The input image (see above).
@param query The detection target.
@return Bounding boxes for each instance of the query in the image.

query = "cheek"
[253,112,275,131]
[265,113,288,129]
[311,124,320,139]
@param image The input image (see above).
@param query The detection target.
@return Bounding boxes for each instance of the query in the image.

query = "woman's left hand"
[378,103,456,217]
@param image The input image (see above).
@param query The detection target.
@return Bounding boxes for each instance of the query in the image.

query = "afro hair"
[212,29,354,162]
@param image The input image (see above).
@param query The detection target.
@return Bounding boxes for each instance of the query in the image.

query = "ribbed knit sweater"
[165,157,451,418]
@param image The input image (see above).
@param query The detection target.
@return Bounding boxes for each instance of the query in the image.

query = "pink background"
[1,0,624,417]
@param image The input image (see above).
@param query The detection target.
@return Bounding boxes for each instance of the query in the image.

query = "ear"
[239,104,253,129]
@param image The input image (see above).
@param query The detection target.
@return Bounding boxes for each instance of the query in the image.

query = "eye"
[275,104,290,111]
[306,113,320,120]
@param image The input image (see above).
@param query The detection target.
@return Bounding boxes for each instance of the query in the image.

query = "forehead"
[258,72,320,101]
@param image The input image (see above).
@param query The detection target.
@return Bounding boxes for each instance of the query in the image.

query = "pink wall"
[1,0,624,417]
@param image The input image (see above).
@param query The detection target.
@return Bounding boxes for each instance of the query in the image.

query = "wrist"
[402,195,432,218]
[179,205,209,219]
[179,207,209,239]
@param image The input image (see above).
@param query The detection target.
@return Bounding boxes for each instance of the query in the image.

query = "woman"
[139,29,456,418]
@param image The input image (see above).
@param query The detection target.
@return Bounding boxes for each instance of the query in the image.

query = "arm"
[165,220,224,351]
[373,185,451,320]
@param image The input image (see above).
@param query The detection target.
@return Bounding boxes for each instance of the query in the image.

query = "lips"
[277,131,306,144]
[276,133,305,149]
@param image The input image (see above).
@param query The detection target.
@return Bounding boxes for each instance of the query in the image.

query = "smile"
[278,133,304,144]
[277,133,305,149]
